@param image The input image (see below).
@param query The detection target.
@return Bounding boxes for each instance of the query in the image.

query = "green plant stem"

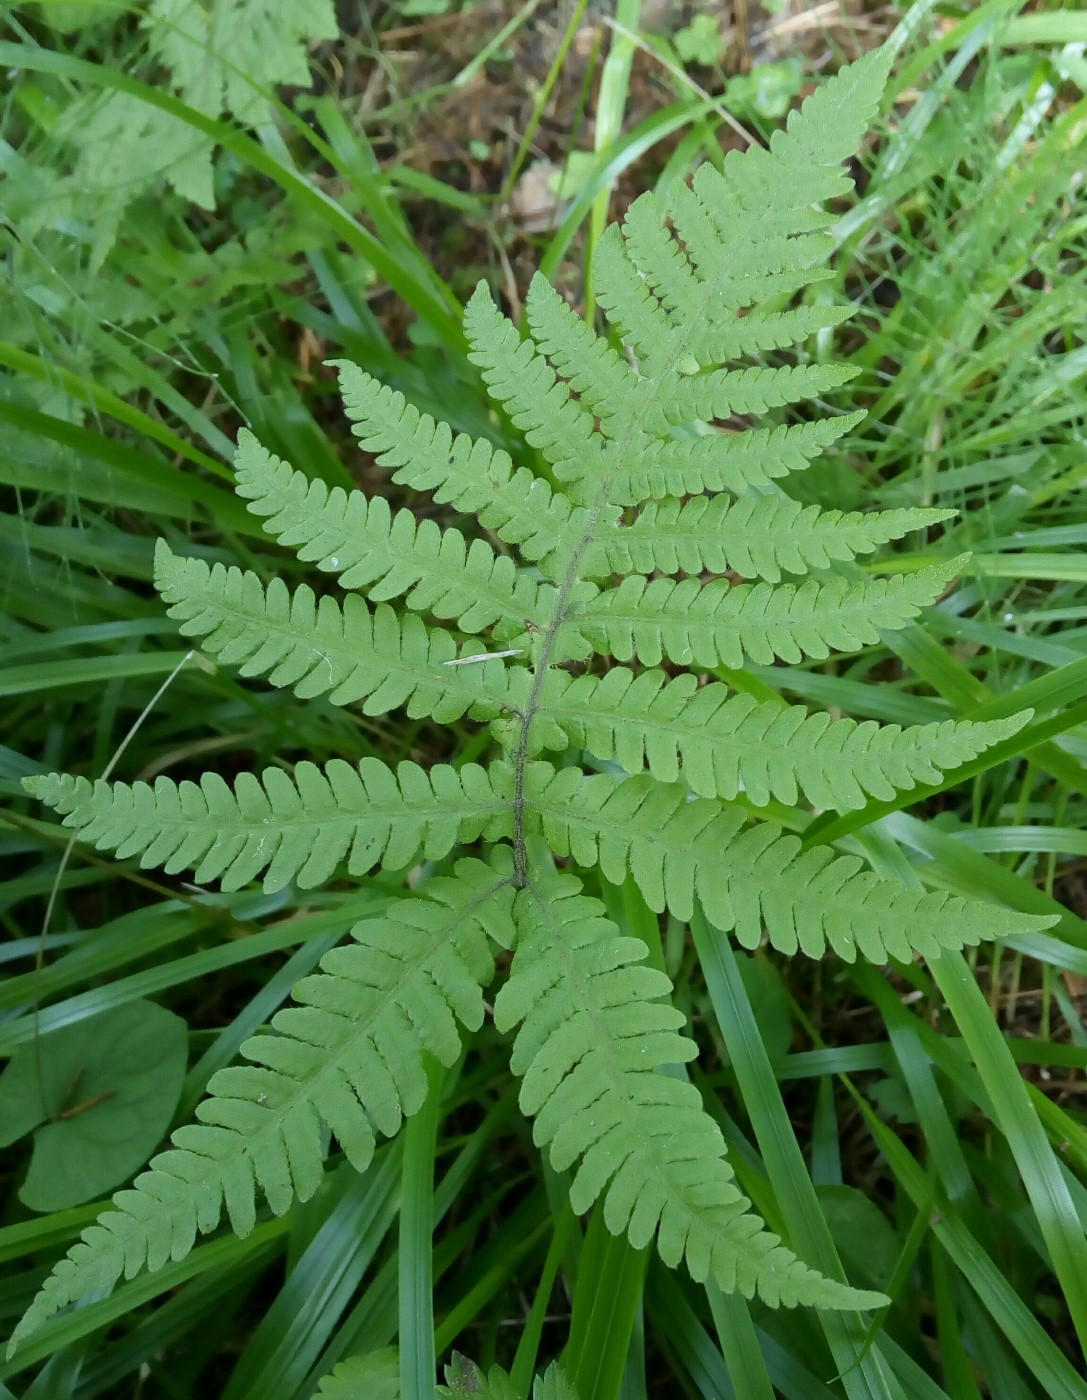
[498,0,593,207]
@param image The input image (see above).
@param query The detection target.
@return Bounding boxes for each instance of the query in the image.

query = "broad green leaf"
[0,1000,187,1212]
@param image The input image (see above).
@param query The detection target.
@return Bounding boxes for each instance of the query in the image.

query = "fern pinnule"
[26,761,514,893]
[652,360,861,428]
[154,540,517,722]
[7,864,513,1356]
[497,874,882,1308]
[692,302,857,362]
[605,414,867,505]
[530,668,1031,810]
[526,766,1042,961]
[585,495,954,581]
[575,557,967,669]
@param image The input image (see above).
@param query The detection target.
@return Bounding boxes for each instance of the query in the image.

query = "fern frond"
[153,542,516,723]
[234,432,547,636]
[605,415,865,506]
[524,766,1055,960]
[17,44,1027,1361]
[585,498,953,582]
[574,558,965,668]
[497,874,883,1309]
[8,864,513,1354]
[533,668,1031,810]
[335,362,587,579]
[25,761,514,893]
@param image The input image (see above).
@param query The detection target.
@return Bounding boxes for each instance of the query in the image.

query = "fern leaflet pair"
[14,45,1053,1360]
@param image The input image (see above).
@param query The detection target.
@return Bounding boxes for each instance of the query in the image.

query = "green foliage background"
[1,1,1087,1397]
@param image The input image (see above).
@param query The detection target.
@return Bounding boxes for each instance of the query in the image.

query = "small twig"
[58,1090,116,1121]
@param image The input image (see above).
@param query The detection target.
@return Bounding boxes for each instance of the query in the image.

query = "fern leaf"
[8,865,512,1354]
[497,874,883,1309]
[585,498,953,582]
[25,761,514,893]
[663,178,835,323]
[53,93,215,262]
[149,0,338,127]
[335,362,586,578]
[234,432,547,637]
[591,47,891,374]
[47,0,336,262]
[534,668,1032,810]
[605,415,866,506]
[463,283,619,485]
[523,274,643,434]
[524,766,1056,960]
[653,362,859,428]
[154,542,516,723]
[18,42,1031,1359]
[692,304,857,364]
[574,558,965,668]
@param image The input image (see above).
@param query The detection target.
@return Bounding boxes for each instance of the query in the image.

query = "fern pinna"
[14,46,1051,1356]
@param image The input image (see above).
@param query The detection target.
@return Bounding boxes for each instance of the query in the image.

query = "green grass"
[2,0,1086,1395]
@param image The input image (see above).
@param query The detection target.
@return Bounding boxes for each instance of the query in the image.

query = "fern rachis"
[13,45,1056,1363]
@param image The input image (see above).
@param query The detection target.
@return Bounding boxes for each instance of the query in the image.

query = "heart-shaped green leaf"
[0,999,187,1212]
